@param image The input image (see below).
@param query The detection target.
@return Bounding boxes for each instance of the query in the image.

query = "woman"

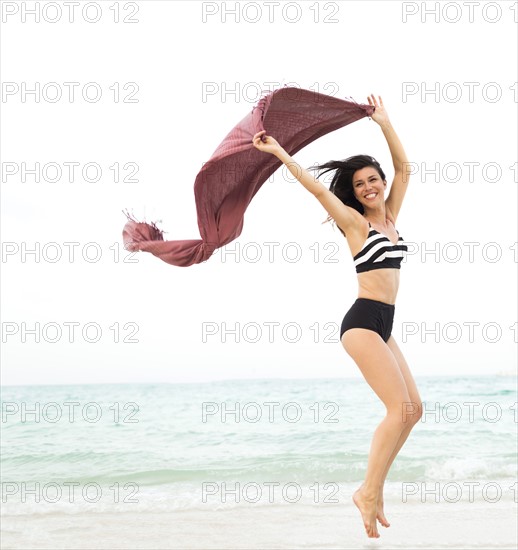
[252,94,423,539]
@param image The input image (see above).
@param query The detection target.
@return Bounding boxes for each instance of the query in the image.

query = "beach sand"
[2,498,516,549]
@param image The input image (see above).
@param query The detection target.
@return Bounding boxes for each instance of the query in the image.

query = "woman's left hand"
[367,94,390,126]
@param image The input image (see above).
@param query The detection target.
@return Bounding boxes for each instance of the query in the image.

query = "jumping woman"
[252,94,423,539]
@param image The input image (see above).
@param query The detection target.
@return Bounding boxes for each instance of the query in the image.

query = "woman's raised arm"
[368,95,410,221]
[252,130,361,234]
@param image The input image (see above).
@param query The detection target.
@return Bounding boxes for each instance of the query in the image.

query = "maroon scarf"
[122,87,374,266]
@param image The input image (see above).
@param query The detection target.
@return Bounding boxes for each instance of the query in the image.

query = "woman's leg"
[342,328,413,538]
[381,336,423,489]
[375,335,423,524]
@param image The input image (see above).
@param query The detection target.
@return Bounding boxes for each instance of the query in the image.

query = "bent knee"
[401,401,423,425]
[385,409,411,430]
[386,401,422,426]
[413,402,423,424]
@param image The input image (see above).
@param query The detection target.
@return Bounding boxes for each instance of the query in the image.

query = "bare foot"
[359,483,390,528]
[377,490,390,528]
[353,486,379,538]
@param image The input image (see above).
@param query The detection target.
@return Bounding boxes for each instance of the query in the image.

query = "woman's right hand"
[252,130,283,156]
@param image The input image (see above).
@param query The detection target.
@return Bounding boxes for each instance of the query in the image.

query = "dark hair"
[307,154,386,237]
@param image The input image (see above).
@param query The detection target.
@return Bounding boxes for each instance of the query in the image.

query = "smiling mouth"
[364,193,377,200]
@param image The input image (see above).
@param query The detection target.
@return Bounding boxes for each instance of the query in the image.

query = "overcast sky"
[1,0,516,385]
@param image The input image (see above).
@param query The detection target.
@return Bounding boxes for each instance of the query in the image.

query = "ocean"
[1,376,516,549]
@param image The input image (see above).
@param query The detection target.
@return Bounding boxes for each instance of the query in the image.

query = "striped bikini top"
[353,221,408,274]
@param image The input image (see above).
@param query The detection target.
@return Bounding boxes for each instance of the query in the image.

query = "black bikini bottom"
[340,298,395,342]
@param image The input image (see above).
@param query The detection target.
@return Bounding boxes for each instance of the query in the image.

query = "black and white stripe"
[354,229,408,273]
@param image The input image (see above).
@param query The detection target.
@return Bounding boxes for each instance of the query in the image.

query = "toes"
[367,525,379,538]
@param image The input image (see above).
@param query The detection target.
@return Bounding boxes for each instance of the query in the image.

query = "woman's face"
[352,166,386,208]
